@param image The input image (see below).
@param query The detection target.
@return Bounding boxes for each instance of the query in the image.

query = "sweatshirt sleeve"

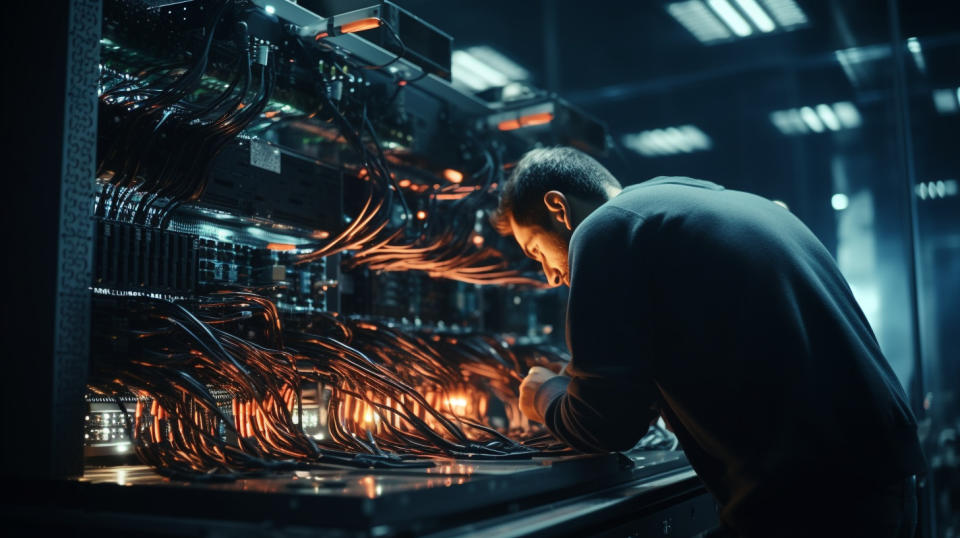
[538,207,662,453]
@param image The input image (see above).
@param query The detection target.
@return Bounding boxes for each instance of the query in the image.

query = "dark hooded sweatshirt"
[533,177,925,531]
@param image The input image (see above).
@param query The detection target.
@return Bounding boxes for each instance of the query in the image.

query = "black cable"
[361,19,406,71]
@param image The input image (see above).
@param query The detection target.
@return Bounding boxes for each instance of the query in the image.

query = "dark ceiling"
[395,1,952,88]
[393,0,958,110]
[389,0,959,234]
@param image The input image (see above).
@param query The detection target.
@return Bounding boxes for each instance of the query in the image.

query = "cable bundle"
[96,3,541,285]
[89,292,571,478]
[293,124,545,286]
[96,0,274,227]
[291,318,570,457]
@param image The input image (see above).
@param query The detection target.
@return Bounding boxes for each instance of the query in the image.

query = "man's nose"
[541,264,562,286]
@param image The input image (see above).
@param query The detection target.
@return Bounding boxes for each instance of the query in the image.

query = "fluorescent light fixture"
[451,47,528,93]
[906,37,926,72]
[932,88,959,114]
[707,0,753,36]
[668,0,804,45]
[641,131,674,154]
[735,0,776,32]
[622,125,712,157]
[769,109,806,135]
[815,103,841,131]
[915,179,958,200]
[666,1,733,44]
[906,37,921,53]
[772,102,862,135]
[452,50,509,91]
[451,65,492,92]
[759,0,807,27]
[832,101,862,128]
[663,127,694,152]
[464,46,530,82]
[679,124,712,149]
[831,193,849,211]
[799,106,824,133]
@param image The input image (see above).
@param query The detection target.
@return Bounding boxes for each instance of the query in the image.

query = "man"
[497,147,924,537]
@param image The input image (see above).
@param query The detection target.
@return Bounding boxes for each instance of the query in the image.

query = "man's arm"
[528,207,662,452]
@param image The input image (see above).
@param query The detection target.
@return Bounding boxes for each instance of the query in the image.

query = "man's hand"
[519,366,562,424]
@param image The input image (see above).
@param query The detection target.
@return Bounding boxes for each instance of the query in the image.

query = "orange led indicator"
[315,18,380,40]
[442,169,464,183]
[397,178,412,188]
[497,112,554,131]
[311,230,330,239]
[341,17,381,34]
[471,234,484,247]
[416,210,427,220]
[266,243,297,251]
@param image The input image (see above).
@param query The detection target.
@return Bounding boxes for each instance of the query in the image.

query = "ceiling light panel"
[932,88,959,115]
[770,102,862,135]
[666,0,807,45]
[622,125,713,157]
[451,47,529,93]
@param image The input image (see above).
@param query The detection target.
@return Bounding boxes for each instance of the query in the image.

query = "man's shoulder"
[570,176,729,262]
[572,204,644,247]
[612,177,725,210]
[568,203,653,274]
[627,176,725,192]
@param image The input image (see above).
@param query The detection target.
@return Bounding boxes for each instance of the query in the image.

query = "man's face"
[509,215,571,287]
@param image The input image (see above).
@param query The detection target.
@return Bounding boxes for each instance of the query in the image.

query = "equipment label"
[250,138,281,174]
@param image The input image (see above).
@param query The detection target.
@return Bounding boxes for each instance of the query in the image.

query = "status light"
[447,396,468,411]
[266,243,297,251]
[316,17,381,40]
[443,169,464,183]
[416,210,427,220]
[341,18,381,34]
[497,112,554,131]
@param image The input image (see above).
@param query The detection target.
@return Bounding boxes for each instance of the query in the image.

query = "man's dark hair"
[491,147,621,235]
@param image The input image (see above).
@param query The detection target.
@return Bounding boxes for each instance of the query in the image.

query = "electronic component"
[256,0,453,80]
[199,138,344,233]
[84,399,137,458]
[94,220,199,295]
[488,97,610,157]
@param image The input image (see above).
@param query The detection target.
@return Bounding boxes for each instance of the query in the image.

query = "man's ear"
[543,191,573,231]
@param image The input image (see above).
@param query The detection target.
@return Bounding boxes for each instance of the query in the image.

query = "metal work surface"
[6,451,700,536]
